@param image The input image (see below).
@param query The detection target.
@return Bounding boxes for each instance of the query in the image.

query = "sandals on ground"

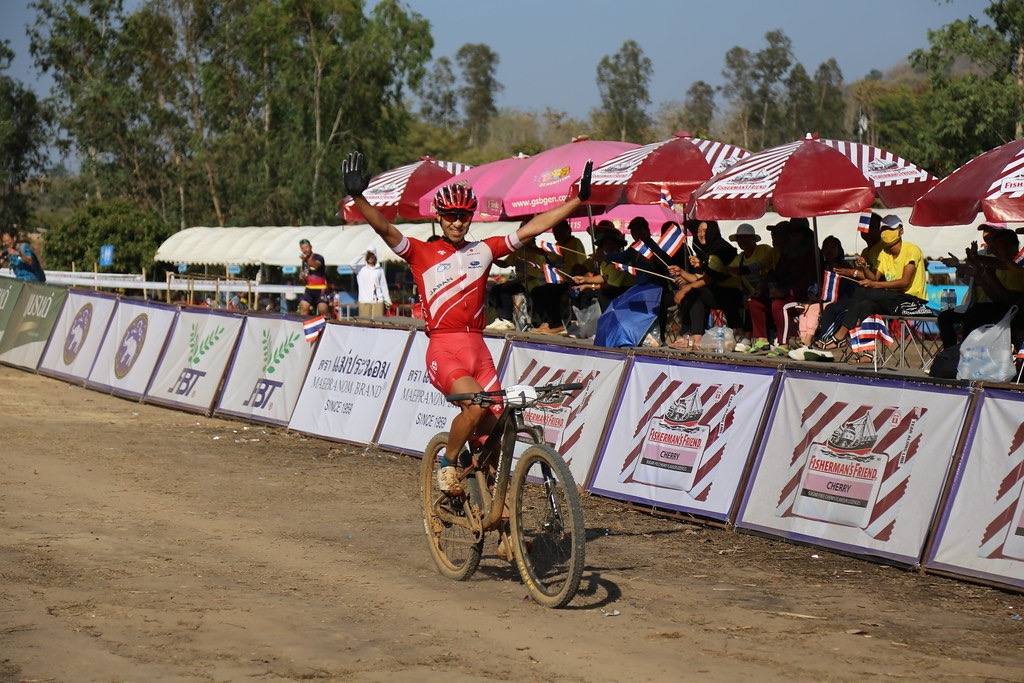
[847,352,874,364]
[813,336,845,352]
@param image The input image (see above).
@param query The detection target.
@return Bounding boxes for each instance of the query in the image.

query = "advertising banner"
[926,388,1024,590]
[737,371,970,565]
[145,308,244,413]
[0,278,25,344]
[0,282,68,370]
[376,331,507,454]
[288,324,410,444]
[589,358,776,521]
[215,315,314,426]
[38,290,118,384]
[501,341,627,486]
[88,300,178,399]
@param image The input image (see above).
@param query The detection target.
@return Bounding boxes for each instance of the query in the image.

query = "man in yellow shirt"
[815,215,929,353]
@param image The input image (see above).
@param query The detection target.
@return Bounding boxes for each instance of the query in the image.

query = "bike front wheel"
[509,445,586,608]
[421,432,483,581]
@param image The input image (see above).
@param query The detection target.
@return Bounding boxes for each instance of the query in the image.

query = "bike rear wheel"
[509,445,585,608]
[421,432,482,580]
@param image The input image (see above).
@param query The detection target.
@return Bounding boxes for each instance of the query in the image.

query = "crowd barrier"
[2,280,1023,594]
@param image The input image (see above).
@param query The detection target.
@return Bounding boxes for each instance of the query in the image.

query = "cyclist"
[342,151,592,493]
[298,238,330,317]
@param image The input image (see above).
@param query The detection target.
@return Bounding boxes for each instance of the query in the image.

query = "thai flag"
[820,270,841,307]
[1016,340,1024,360]
[849,315,894,353]
[857,211,873,234]
[303,315,327,343]
[1014,247,1024,267]
[540,241,562,256]
[542,263,563,283]
[658,184,674,208]
[657,223,684,257]
[612,262,640,276]
[630,239,654,259]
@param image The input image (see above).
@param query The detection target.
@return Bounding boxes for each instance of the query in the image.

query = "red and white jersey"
[395,234,521,334]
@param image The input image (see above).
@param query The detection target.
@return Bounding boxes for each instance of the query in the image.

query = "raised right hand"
[342,151,370,197]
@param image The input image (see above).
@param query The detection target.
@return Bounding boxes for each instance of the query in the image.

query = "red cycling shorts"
[425,332,502,416]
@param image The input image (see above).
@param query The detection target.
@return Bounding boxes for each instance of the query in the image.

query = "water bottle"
[940,288,956,311]
[713,328,725,354]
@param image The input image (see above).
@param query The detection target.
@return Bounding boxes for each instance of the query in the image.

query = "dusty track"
[1,366,1021,682]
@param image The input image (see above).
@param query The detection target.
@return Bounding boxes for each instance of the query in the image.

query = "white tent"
[154,210,1020,270]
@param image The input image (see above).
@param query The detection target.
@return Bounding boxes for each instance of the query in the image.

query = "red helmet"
[433,184,478,214]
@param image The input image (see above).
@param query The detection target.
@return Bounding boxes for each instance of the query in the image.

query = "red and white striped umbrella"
[910,139,1024,226]
[586,131,750,206]
[687,133,938,220]
[341,157,472,222]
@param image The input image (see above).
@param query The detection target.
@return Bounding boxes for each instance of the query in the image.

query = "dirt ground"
[1,365,1021,683]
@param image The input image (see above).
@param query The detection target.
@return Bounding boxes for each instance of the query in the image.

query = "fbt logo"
[243,378,284,410]
[169,368,207,396]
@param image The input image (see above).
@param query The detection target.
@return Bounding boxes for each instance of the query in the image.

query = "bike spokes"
[421,433,482,581]
[509,445,585,608]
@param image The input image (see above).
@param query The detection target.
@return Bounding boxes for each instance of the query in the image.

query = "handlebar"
[445,382,584,405]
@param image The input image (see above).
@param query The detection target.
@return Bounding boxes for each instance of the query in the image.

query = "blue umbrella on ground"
[594,284,663,348]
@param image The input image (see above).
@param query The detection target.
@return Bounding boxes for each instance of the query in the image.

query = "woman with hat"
[723,223,776,351]
[572,226,635,312]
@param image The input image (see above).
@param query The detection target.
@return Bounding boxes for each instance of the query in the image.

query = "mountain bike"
[421,382,586,608]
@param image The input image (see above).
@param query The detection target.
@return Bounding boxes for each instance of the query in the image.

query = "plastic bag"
[572,300,601,340]
[956,306,1017,381]
[699,326,734,353]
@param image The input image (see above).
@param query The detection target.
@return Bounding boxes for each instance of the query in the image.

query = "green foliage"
[456,43,502,147]
[594,40,652,142]
[0,39,51,230]
[44,198,173,273]
[188,322,224,365]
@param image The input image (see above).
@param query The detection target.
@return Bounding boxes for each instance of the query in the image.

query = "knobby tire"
[509,444,586,608]
[421,432,482,581]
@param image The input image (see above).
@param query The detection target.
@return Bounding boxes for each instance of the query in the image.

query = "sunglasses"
[439,210,473,222]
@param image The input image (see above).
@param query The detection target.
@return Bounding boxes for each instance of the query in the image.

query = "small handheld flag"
[1013,247,1024,267]
[540,241,562,256]
[849,315,893,353]
[657,224,685,258]
[303,315,327,343]
[630,240,653,260]
[542,263,563,283]
[820,271,841,308]
[658,184,674,209]
[612,262,640,276]
[857,211,873,234]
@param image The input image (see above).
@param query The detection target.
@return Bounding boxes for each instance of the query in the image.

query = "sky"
[1,0,994,121]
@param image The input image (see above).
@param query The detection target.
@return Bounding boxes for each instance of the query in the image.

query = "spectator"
[487,231,546,330]
[530,220,589,334]
[814,215,929,363]
[352,248,392,318]
[298,239,329,317]
[938,228,1024,348]
[668,219,742,351]
[1,227,45,282]
[745,219,818,355]
[724,223,776,351]
[571,227,634,312]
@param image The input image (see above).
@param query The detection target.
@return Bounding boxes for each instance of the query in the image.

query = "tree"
[811,59,847,140]
[417,57,460,131]
[720,46,755,148]
[594,39,652,142]
[909,0,1024,171]
[44,198,173,274]
[681,81,716,136]
[750,30,793,148]
[456,43,502,147]
[0,40,50,230]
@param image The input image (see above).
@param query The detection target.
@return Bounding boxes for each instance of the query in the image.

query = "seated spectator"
[603,217,673,339]
[487,228,545,330]
[723,223,777,351]
[572,226,635,312]
[786,236,860,358]
[668,219,742,351]
[938,227,1024,348]
[530,221,589,334]
[744,218,817,355]
[814,215,929,363]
